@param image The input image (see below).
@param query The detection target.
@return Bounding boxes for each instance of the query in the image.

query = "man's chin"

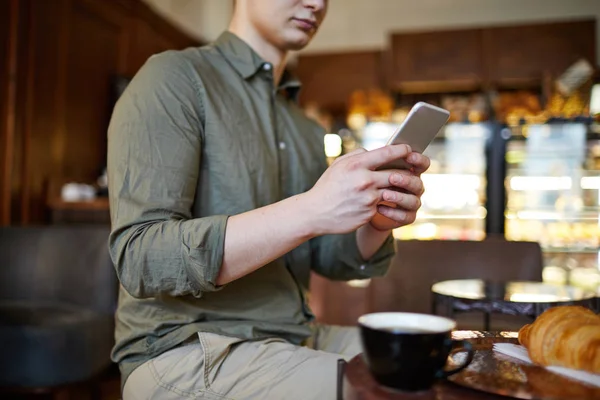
[286,40,312,51]
[282,32,314,51]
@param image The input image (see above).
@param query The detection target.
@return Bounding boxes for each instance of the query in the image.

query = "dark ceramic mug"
[358,312,474,392]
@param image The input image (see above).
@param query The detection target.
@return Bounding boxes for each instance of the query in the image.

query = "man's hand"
[301,144,428,236]
[369,151,430,231]
[218,144,427,286]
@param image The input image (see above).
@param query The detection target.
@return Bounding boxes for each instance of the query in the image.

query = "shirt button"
[360,264,366,271]
[263,63,272,71]
[278,141,286,150]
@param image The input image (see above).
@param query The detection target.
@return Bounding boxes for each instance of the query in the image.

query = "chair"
[309,238,544,330]
[0,225,117,396]
[309,273,371,327]
[369,238,544,330]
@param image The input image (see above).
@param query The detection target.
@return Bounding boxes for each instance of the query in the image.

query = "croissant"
[518,305,600,374]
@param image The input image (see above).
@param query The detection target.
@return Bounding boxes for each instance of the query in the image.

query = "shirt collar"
[214,31,302,100]
[215,31,265,79]
[279,69,302,102]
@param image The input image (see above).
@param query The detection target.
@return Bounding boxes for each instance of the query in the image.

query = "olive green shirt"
[107,31,395,388]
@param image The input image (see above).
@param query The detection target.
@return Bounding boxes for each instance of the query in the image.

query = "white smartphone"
[379,102,450,170]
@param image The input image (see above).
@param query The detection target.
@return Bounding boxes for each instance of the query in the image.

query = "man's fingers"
[406,152,431,176]
[388,173,425,196]
[353,144,412,170]
[381,189,421,211]
[376,206,417,225]
[370,169,412,189]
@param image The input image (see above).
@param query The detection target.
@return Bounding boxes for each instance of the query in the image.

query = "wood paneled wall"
[1,0,16,225]
[0,0,201,225]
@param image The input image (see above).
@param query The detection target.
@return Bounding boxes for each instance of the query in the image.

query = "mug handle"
[437,340,475,379]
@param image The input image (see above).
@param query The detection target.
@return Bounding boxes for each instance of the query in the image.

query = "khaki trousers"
[123,325,360,400]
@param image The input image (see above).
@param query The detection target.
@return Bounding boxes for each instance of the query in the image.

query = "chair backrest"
[369,238,544,314]
[0,225,116,314]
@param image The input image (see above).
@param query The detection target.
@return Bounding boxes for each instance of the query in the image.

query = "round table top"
[431,279,596,303]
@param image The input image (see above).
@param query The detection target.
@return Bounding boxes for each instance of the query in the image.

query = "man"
[107,0,430,398]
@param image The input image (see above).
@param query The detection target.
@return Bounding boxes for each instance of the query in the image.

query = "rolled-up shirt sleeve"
[309,232,395,281]
[107,51,227,299]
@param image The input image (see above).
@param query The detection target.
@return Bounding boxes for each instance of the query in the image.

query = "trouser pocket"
[144,341,222,399]
[197,332,245,395]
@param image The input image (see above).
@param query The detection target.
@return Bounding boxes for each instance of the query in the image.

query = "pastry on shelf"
[494,90,543,125]
[547,92,566,117]
[562,91,586,118]
[518,305,600,374]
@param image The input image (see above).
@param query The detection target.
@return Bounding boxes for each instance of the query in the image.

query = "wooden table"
[341,329,600,400]
[342,357,509,400]
[341,331,511,400]
[47,197,110,224]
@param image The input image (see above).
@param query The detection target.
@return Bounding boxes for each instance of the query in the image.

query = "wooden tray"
[447,332,600,400]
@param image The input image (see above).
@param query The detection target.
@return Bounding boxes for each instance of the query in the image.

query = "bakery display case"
[348,95,600,288]
[397,122,490,241]
[504,123,600,288]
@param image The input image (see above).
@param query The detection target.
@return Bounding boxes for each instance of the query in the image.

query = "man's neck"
[228,24,288,86]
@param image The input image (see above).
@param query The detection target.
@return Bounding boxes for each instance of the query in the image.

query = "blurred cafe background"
[1,0,600,398]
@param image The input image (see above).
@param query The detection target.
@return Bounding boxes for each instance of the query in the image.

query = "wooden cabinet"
[296,20,596,112]
[485,20,596,84]
[388,19,595,92]
[295,51,384,112]
[0,0,200,225]
[390,29,485,93]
